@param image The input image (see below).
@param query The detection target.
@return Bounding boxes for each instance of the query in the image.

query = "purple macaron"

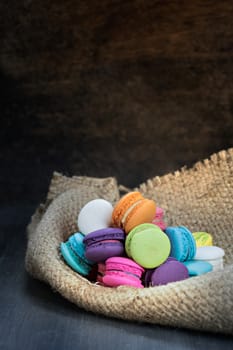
[144,257,189,287]
[83,227,125,262]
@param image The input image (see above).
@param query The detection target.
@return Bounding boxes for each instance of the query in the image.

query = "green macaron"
[125,223,171,268]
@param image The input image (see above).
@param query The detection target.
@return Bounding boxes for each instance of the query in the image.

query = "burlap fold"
[25,149,233,334]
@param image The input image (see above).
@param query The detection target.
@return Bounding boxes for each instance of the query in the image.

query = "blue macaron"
[164,226,196,262]
[183,260,213,276]
[60,232,94,276]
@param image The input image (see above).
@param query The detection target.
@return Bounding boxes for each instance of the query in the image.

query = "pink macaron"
[103,257,144,288]
[152,207,167,230]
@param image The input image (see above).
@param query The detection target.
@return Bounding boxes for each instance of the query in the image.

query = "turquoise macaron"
[60,232,94,276]
[164,226,196,262]
[183,260,213,276]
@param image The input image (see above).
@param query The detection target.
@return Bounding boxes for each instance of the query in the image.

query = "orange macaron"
[111,191,156,234]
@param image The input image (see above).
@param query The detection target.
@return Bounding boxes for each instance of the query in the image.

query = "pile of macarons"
[60,192,225,288]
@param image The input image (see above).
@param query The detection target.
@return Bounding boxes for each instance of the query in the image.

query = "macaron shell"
[183,260,213,276]
[165,226,189,261]
[69,234,90,263]
[85,241,125,262]
[103,257,144,288]
[124,199,156,234]
[103,274,144,288]
[111,192,143,227]
[206,258,224,271]
[60,242,91,276]
[165,226,196,261]
[152,221,167,231]
[154,207,164,218]
[179,226,196,260]
[83,228,125,262]
[77,199,113,235]
[194,246,225,260]
[144,258,187,287]
[194,246,225,271]
[192,232,213,247]
[150,259,189,286]
[152,207,167,230]
[125,224,171,268]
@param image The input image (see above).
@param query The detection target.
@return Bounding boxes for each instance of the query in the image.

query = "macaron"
[97,262,106,285]
[192,232,213,247]
[144,257,189,287]
[77,199,113,235]
[103,257,144,288]
[152,206,167,230]
[183,260,213,276]
[193,246,225,271]
[111,191,156,234]
[86,264,98,282]
[164,226,196,262]
[125,223,171,268]
[60,232,94,276]
[83,227,125,262]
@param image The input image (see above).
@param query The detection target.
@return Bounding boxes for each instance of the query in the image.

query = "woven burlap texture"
[25,149,233,334]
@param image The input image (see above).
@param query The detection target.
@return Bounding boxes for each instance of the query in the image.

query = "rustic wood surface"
[1,0,233,205]
[1,2,233,347]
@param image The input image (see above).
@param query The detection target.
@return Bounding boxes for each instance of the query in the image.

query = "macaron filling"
[84,233,125,244]
[83,228,125,245]
[106,269,141,279]
[86,240,124,248]
[112,192,143,226]
[121,199,144,226]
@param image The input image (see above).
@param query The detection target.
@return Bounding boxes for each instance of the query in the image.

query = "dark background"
[1,0,233,206]
[1,1,233,349]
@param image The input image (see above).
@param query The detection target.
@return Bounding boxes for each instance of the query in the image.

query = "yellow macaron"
[192,232,213,247]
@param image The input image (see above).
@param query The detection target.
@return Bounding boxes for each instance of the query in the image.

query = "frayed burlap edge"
[26,173,120,237]
[25,149,233,335]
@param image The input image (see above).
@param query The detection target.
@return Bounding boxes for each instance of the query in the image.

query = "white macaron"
[194,246,225,271]
[77,199,113,235]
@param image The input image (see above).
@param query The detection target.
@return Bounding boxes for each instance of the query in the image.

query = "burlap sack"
[25,148,233,334]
